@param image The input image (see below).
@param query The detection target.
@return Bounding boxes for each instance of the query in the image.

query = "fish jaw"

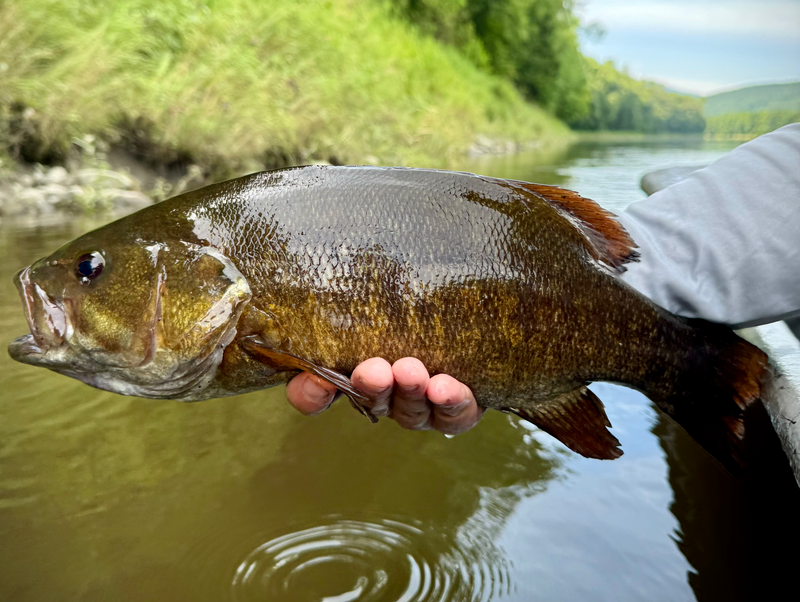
[8,332,107,392]
[14,265,71,351]
[8,333,47,364]
[8,328,239,401]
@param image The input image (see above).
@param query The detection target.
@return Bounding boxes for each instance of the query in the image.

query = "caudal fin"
[650,319,770,472]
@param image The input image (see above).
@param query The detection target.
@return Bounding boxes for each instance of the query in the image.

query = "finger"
[285,372,337,416]
[390,357,432,430]
[351,357,394,416]
[426,374,484,435]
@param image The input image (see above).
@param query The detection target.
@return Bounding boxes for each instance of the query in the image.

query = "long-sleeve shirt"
[618,123,800,329]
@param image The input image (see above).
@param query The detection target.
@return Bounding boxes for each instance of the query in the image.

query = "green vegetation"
[702,83,800,139]
[704,83,800,117]
[4,0,773,180]
[570,59,705,133]
[705,110,800,139]
[0,0,569,176]
[390,2,705,134]
[391,0,589,122]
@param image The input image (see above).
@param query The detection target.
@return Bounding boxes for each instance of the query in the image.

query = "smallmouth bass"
[8,166,768,466]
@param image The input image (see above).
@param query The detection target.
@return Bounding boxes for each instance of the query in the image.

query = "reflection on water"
[1,137,799,601]
[655,404,800,601]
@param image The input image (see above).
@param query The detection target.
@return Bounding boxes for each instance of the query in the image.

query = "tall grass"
[0,0,568,175]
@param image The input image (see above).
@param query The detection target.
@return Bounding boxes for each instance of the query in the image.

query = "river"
[1,136,798,601]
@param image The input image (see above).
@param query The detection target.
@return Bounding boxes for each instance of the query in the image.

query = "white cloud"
[580,0,800,40]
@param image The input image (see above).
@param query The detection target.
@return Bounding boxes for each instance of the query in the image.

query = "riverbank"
[0,0,569,182]
[0,164,149,219]
[0,135,206,219]
[0,131,577,219]
[574,131,707,142]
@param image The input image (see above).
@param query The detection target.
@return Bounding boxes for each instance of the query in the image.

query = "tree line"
[571,58,706,133]
[390,0,706,133]
[705,111,800,139]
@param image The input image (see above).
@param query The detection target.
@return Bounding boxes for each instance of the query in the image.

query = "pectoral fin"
[507,387,622,459]
[242,336,377,423]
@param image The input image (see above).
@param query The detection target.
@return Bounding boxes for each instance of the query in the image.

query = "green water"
[1,137,798,601]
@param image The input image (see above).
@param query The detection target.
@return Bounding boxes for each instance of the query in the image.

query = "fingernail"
[303,379,334,414]
[437,399,469,416]
[372,403,390,417]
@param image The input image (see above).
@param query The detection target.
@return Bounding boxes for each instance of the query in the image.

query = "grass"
[0,0,570,177]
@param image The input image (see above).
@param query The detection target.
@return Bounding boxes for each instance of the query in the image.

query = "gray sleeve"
[618,123,800,329]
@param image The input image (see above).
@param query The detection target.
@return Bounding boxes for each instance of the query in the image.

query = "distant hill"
[704,83,800,117]
[664,88,700,98]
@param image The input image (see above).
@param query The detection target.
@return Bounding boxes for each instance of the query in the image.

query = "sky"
[577,0,800,96]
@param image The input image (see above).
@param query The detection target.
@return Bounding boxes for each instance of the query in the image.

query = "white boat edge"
[740,323,800,486]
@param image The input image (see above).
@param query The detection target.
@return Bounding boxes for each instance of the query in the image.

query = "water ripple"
[230,516,511,602]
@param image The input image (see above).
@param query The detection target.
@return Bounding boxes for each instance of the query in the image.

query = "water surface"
[2,137,798,601]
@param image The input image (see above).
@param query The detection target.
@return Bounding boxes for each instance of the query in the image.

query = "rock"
[468,135,520,157]
[11,188,48,216]
[15,188,47,205]
[53,196,80,211]
[105,189,152,211]
[32,168,49,186]
[38,183,70,204]
[3,164,147,216]
[640,165,707,196]
[45,166,69,185]
[77,168,135,189]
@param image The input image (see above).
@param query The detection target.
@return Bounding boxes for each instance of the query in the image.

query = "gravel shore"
[0,164,154,219]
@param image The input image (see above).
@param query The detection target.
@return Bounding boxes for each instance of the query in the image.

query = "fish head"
[8,230,251,399]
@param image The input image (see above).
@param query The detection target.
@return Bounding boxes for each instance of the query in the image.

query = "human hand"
[285,357,484,435]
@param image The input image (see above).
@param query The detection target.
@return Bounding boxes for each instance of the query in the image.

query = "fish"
[8,166,768,467]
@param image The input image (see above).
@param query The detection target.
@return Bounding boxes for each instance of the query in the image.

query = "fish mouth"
[15,266,40,344]
[13,265,70,351]
[9,266,75,369]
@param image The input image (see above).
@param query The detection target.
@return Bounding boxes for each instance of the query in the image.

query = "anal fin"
[242,336,378,423]
[507,387,622,459]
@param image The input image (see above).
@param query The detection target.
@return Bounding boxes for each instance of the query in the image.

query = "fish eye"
[75,252,105,284]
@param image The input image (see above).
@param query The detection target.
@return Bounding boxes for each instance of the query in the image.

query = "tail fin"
[650,319,770,472]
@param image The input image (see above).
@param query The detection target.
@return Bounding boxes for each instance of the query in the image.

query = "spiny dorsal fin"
[513,181,640,273]
[507,387,622,459]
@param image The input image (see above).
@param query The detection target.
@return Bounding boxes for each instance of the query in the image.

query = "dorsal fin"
[512,181,640,273]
